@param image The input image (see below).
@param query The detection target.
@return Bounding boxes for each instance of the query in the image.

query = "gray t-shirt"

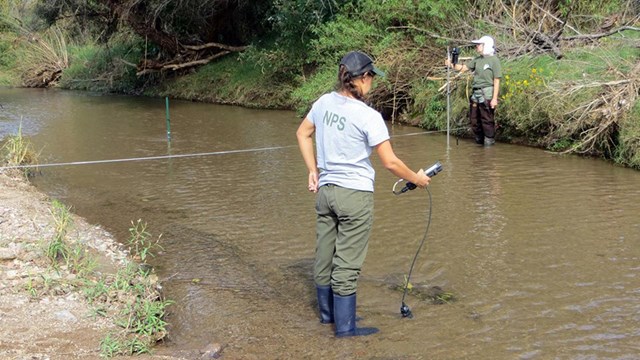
[306,91,390,192]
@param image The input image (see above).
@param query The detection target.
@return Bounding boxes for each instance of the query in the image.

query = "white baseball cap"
[471,35,494,48]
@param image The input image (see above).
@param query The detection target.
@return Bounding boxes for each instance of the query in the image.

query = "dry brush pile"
[16,26,69,88]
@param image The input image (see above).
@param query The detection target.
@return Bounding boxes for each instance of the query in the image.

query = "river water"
[1,87,639,359]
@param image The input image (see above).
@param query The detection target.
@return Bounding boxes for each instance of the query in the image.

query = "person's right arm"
[296,118,319,193]
[445,59,469,72]
[375,140,430,188]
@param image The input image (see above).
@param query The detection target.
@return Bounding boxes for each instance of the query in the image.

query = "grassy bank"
[145,52,297,109]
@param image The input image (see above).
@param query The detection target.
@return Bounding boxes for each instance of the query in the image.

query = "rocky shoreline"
[0,170,186,360]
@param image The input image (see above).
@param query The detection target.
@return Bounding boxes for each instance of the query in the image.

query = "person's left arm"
[490,78,500,109]
[490,57,502,109]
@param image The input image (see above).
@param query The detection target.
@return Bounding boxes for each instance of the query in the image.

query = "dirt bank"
[0,170,191,360]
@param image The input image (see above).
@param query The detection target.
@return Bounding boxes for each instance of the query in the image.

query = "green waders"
[313,184,378,337]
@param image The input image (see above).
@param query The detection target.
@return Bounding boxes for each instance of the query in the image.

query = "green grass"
[46,200,72,264]
[126,219,163,264]
[93,260,173,358]
[0,28,20,85]
[147,52,297,109]
[0,39,18,85]
[290,64,336,116]
[0,122,40,177]
[34,205,173,358]
[59,34,145,93]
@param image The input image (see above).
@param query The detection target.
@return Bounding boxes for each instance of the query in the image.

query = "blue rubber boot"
[316,285,334,324]
[334,293,378,337]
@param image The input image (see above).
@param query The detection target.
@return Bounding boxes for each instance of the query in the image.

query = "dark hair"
[337,64,365,101]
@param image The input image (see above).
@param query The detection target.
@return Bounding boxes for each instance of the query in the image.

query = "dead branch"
[163,51,230,71]
[135,51,231,76]
[386,25,471,45]
[531,1,582,36]
[182,42,248,52]
[563,79,633,92]
[116,57,138,68]
[438,72,468,92]
[133,39,248,76]
[527,27,564,59]
[561,26,640,41]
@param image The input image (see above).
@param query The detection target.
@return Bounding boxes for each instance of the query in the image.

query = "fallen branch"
[524,27,564,59]
[561,26,640,41]
[437,72,468,92]
[386,25,471,45]
[116,58,138,68]
[135,51,231,76]
[531,1,582,36]
[163,51,231,71]
[182,42,248,52]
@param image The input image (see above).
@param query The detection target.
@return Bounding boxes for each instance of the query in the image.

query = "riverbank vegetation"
[0,122,39,177]
[44,202,172,357]
[0,0,638,167]
[8,181,172,357]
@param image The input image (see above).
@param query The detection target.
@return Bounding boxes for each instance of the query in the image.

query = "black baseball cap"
[340,51,385,77]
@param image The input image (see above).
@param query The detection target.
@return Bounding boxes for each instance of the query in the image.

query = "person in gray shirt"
[296,51,431,337]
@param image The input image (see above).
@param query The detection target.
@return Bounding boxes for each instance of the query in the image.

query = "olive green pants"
[314,184,374,296]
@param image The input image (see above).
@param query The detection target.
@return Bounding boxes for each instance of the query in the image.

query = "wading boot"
[484,137,495,146]
[316,285,334,324]
[334,293,378,338]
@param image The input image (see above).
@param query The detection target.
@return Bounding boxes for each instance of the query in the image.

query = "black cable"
[400,186,433,318]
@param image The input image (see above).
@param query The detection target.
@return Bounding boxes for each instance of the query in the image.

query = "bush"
[290,65,336,116]
[0,33,18,85]
[309,16,382,69]
[496,63,552,143]
[59,32,147,93]
[615,101,640,169]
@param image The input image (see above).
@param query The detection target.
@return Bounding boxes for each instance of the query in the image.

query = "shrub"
[0,122,39,177]
[59,32,146,93]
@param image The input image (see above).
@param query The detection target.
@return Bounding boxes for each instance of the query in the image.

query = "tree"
[100,0,271,73]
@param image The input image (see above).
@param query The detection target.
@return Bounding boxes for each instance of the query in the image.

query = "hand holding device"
[397,161,443,194]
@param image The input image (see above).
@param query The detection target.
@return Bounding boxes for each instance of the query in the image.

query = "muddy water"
[2,87,640,359]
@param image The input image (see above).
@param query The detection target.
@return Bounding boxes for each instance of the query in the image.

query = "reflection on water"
[2,87,640,359]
